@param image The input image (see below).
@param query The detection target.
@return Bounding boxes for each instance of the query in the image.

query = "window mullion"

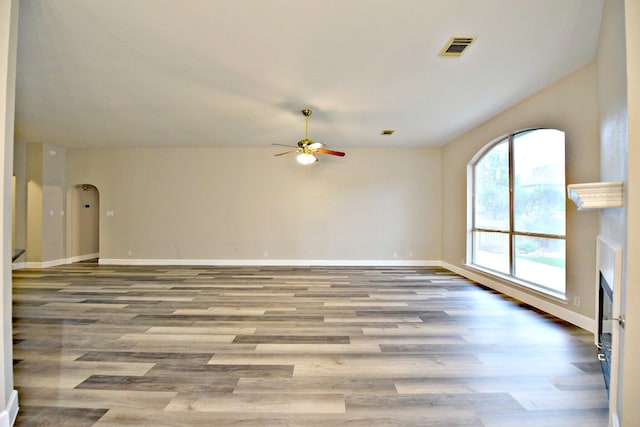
[513,231,566,240]
[508,134,515,277]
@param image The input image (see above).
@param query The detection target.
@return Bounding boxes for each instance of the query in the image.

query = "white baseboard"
[98,258,441,267]
[0,389,19,427]
[442,261,595,332]
[611,413,620,427]
[23,258,66,269]
[17,253,99,269]
[68,253,99,263]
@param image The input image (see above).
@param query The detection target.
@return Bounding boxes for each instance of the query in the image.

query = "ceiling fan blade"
[272,143,297,148]
[274,149,298,156]
[315,148,346,157]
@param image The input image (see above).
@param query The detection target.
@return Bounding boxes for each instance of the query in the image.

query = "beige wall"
[12,139,25,252]
[41,143,65,262]
[0,0,18,423]
[441,63,600,322]
[66,146,442,263]
[24,142,66,264]
[599,0,640,425]
[25,142,42,262]
[622,0,640,423]
[597,1,627,423]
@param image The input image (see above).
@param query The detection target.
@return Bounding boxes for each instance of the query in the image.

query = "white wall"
[66,146,442,265]
[440,63,600,325]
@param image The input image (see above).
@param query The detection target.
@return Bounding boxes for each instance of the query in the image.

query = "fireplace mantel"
[567,181,623,210]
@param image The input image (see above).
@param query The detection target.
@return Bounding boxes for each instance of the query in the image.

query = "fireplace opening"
[598,272,613,393]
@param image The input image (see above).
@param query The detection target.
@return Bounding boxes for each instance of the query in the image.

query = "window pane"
[514,235,565,293]
[513,129,566,235]
[473,231,509,274]
[474,140,509,230]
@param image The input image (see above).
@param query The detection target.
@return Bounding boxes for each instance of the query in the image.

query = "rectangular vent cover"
[439,36,475,57]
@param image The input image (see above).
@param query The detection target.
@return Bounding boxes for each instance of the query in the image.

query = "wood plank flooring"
[12,264,608,426]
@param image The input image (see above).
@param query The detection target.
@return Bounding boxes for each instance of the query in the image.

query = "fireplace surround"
[567,182,624,425]
[595,234,622,408]
[598,272,614,391]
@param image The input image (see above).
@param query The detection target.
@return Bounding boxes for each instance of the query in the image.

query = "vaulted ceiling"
[14,0,604,149]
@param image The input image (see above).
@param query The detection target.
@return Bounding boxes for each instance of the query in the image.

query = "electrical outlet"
[393,252,398,258]
[573,296,581,307]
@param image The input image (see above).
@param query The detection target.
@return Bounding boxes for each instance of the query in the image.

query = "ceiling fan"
[273,109,346,165]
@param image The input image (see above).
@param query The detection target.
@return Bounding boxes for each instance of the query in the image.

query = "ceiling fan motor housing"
[298,139,313,148]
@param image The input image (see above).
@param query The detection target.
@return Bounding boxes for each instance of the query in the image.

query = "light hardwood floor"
[11,263,608,426]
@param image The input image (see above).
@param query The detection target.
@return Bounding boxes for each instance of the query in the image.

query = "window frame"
[467,128,567,299]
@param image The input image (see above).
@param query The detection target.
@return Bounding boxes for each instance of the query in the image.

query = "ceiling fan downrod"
[301,109,312,140]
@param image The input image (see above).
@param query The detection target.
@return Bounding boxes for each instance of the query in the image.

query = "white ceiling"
[14,0,604,149]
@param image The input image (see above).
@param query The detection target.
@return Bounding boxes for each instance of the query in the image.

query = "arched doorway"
[70,184,99,262]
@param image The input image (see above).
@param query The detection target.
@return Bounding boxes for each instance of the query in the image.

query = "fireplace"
[595,234,622,403]
[597,273,613,392]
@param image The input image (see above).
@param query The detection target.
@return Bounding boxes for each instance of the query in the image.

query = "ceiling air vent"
[439,36,475,57]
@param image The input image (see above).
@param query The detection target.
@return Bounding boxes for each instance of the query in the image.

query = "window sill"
[464,263,568,303]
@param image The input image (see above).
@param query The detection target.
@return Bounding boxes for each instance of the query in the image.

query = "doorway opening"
[70,184,99,262]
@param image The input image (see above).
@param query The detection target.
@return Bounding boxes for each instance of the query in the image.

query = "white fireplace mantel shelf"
[567,181,624,210]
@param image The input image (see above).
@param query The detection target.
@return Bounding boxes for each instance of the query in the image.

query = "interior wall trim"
[23,259,66,269]
[97,258,441,267]
[20,252,98,269]
[68,253,99,263]
[11,262,24,271]
[0,390,19,427]
[442,261,595,332]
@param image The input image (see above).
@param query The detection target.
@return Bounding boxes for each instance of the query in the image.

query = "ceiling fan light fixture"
[297,152,318,165]
[273,108,345,164]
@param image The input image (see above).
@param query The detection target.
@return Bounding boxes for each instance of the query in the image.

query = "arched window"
[468,128,566,298]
